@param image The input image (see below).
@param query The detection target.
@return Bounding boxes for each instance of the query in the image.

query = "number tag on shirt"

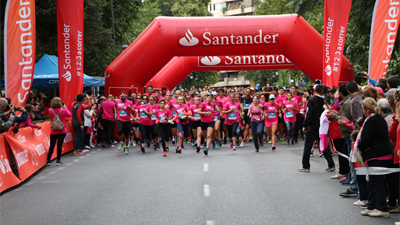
[140,112,147,118]
[268,112,276,118]
[159,116,167,123]
[119,110,127,117]
[253,115,261,121]
[194,114,201,120]
[214,115,219,121]
[151,115,157,120]
[173,111,177,116]
[286,112,294,118]
[228,113,237,120]
[244,103,250,109]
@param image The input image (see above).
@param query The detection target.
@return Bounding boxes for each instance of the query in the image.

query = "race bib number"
[286,112,294,118]
[244,103,250,109]
[268,113,276,118]
[178,113,187,118]
[140,112,147,118]
[194,114,201,120]
[119,110,127,117]
[173,111,177,116]
[214,115,219,121]
[228,113,237,120]
[151,115,157,120]
[159,116,167,123]
[253,115,260,121]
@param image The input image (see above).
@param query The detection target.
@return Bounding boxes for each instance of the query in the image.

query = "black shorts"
[131,123,139,131]
[242,115,250,126]
[171,121,177,128]
[278,116,284,123]
[117,120,131,137]
[201,121,215,131]
[192,120,201,129]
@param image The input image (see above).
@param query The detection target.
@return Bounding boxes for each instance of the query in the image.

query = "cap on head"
[269,95,275,99]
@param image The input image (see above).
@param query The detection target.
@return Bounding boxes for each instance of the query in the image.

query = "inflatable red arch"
[105,15,354,95]
[147,55,297,90]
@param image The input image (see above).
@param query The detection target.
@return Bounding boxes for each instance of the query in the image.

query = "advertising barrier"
[0,121,75,193]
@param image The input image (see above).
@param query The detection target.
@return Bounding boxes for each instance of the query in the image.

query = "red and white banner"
[4,0,36,107]
[0,134,21,193]
[57,0,84,107]
[198,55,293,67]
[323,0,352,88]
[368,0,400,83]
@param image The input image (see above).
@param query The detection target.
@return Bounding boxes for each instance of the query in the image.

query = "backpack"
[51,108,64,130]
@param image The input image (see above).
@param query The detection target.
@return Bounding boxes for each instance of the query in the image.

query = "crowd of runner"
[0,74,399,218]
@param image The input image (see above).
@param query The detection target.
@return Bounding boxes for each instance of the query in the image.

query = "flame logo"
[324,65,332,76]
[179,29,199,46]
[63,71,72,82]
[201,56,221,66]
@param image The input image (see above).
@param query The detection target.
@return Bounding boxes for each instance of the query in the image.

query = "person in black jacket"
[298,85,335,172]
[358,97,392,217]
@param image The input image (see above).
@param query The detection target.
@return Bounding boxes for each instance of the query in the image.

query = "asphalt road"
[1,140,399,225]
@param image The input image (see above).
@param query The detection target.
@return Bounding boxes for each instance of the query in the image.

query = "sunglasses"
[149,99,155,101]
[142,98,148,100]
[136,98,141,100]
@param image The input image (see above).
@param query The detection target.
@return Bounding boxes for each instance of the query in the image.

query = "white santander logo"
[324,65,332,76]
[63,71,72,82]
[201,56,221,65]
[179,29,199,46]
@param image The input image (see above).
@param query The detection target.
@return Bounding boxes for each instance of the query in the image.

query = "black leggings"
[139,124,155,144]
[226,122,239,138]
[47,134,66,162]
[159,123,171,150]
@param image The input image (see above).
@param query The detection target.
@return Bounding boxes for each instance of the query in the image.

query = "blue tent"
[0,54,104,89]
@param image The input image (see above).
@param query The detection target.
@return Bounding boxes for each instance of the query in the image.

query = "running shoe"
[125,147,129,154]
[196,146,200,153]
[85,145,91,149]
[90,145,96,148]
[249,136,253,141]
[203,142,206,147]
[232,146,236,151]
[204,148,209,156]
[172,139,176,145]
[46,161,51,166]
[268,140,272,144]
[230,142,233,148]
[56,161,63,166]
[82,149,89,153]
[111,144,115,148]
[186,140,191,144]
[240,141,244,147]
[163,151,167,157]
[176,147,182,154]
[118,143,123,150]
[141,147,145,153]
[192,142,196,147]
[154,144,158,151]
[216,140,220,147]
[272,145,276,151]
[281,139,286,145]
[132,142,136,147]
[74,151,85,155]
[260,141,264,147]
[212,141,216,149]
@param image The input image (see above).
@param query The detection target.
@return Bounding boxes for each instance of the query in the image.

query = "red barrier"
[0,121,75,193]
[0,134,21,193]
[147,55,297,90]
[105,15,354,96]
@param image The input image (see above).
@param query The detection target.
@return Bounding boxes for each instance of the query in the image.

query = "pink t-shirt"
[292,95,302,114]
[149,104,160,124]
[136,104,153,126]
[199,101,215,123]
[175,104,191,124]
[155,108,172,124]
[214,99,223,119]
[283,100,298,123]
[48,107,72,135]
[250,105,263,122]
[190,105,202,122]
[146,93,159,102]
[275,94,287,105]
[264,102,279,124]
[102,100,116,121]
[115,99,134,122]
[300,101,307,118]
[168,99,179,117]
[187,100,195,108]
[223,101,241,125]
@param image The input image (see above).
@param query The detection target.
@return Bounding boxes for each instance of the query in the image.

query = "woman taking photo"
[264,95,280,151]
[198,93,220,156]
[46,97,71,166]
[282,92,299,145]
[358,97,393,217]
[248,95,264,152]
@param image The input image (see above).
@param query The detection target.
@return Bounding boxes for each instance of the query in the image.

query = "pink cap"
[375,87,384,97]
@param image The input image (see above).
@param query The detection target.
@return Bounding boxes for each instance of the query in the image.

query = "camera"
[357,72,364,77]
[61,101,65,105]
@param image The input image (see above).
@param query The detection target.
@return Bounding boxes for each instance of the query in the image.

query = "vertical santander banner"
[323,0,352,87]
[4,0,36,107]
[57,0,84,107]
[368,0,400,84]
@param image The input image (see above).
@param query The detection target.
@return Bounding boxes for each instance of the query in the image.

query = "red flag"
[368,0,400,83]
[323,0,352,87]
[4,0,36,107]
[57,0,84,107]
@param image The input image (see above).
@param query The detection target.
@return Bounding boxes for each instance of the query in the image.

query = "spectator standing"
[101,95,116,147]
[0,98,15,133]
[72,94,89,155]
[46,97,71,165]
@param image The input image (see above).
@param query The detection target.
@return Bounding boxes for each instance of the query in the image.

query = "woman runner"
[148,96,160,150]
[221,93,242,151]
[155,99,173,156]
[248,95,264,152]
[174,96,191,153]
[198,93,220,156]
[189,97,203,153]
[137,96,154,153]
[264,94,280,150]
[282,92,299,145]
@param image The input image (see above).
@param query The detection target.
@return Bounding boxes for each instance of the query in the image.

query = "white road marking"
[203,163,209,172]
[81,156,86,159]
[206,221,214,225]
[42,181,60,184]
[66,163,73,166]
[204,184,210,197]
[37,176,46,180]
[86,154,91,156]
[73,159,80,162]
[92,151,97,154]
[57,167,65,171]
[49,171,56,175]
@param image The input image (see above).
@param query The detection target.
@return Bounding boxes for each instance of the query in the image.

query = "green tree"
[171,0,212,17]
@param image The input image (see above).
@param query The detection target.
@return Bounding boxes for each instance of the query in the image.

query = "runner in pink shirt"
[145,85,159,103]
[115,91,135,153]
[148,96,160,150]
[101,95,116,147]
[264,95,280,150]
[212,93,224,148]
[275,87,287,144]
[248,95,265,152]
[168,96,179,144]
[217,88,229,144]
[198,93,220,155]
[137,95,154,153]
[189,97,203,152]
[221,93,242,151]
[282,92,299,145]
[174,96,192,153]
[155,99,173,156]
